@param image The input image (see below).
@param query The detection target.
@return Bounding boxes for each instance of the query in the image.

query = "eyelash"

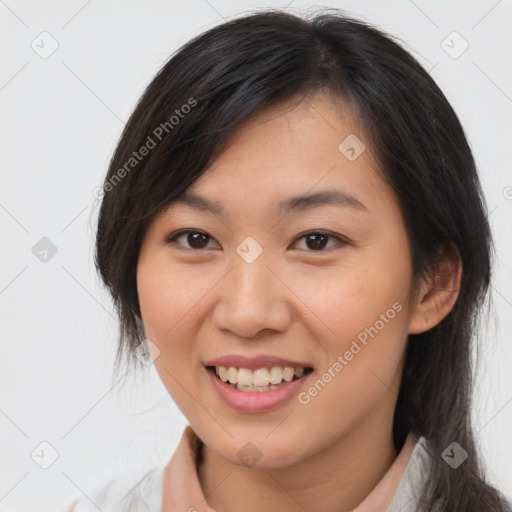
[165,229,348,253]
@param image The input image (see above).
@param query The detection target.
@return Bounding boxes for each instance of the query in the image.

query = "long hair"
[94,9,510,510]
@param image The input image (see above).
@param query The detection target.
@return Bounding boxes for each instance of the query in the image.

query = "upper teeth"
[215,366,305,386]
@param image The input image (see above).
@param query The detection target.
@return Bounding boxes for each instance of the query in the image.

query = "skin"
[137,91,461,512]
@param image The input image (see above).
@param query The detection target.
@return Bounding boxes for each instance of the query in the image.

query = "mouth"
[205,365,314,392]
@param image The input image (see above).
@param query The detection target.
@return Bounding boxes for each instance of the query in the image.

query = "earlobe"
[408,243,462,335]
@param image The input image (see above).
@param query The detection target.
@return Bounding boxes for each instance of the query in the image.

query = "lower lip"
[205,367,312,413]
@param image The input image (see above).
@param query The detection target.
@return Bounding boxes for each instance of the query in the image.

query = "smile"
[209,365,312,390]
[205,365,314,412]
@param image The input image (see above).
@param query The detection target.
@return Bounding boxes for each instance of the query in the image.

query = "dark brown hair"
[95,8,511,511]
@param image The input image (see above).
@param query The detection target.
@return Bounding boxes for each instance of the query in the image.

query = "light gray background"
[1,0,511,510]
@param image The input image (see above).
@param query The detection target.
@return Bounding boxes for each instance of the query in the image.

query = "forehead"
[167,92,392,219]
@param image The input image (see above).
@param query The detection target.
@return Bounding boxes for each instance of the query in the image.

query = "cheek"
[292,244,412,355]
[137,258,203,343]
[136,257,214,416]
[288,243,412,424]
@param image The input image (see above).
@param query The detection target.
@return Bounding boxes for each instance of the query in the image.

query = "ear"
[408,243,462,335]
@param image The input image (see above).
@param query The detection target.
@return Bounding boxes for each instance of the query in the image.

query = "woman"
[66,8,511,512]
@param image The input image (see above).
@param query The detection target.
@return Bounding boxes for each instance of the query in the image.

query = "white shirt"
[68,428,431,512]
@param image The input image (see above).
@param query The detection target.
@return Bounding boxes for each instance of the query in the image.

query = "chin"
[212,433,307,470]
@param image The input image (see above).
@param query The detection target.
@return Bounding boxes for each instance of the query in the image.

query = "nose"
[212,247,292,339]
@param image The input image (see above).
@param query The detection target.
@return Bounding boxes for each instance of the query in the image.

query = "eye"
[165,229,347,252]
[165,230,219,250]
[292,231,347,252]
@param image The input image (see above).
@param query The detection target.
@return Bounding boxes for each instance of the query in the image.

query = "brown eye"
[166,230,218,250]
[166,229,347,252]
[293,231,347,252]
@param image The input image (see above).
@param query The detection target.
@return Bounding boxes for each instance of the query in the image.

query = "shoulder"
[70,465,164,512]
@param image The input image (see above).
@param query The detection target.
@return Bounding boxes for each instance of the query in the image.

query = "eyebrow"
[173,189,368,216]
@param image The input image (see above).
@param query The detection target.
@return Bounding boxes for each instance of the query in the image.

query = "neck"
[197,416,399,512]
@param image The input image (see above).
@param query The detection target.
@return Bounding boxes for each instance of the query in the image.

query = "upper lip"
[203,355,313,370]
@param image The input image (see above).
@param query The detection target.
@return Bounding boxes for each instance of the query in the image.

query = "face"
[137,92,419,469]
